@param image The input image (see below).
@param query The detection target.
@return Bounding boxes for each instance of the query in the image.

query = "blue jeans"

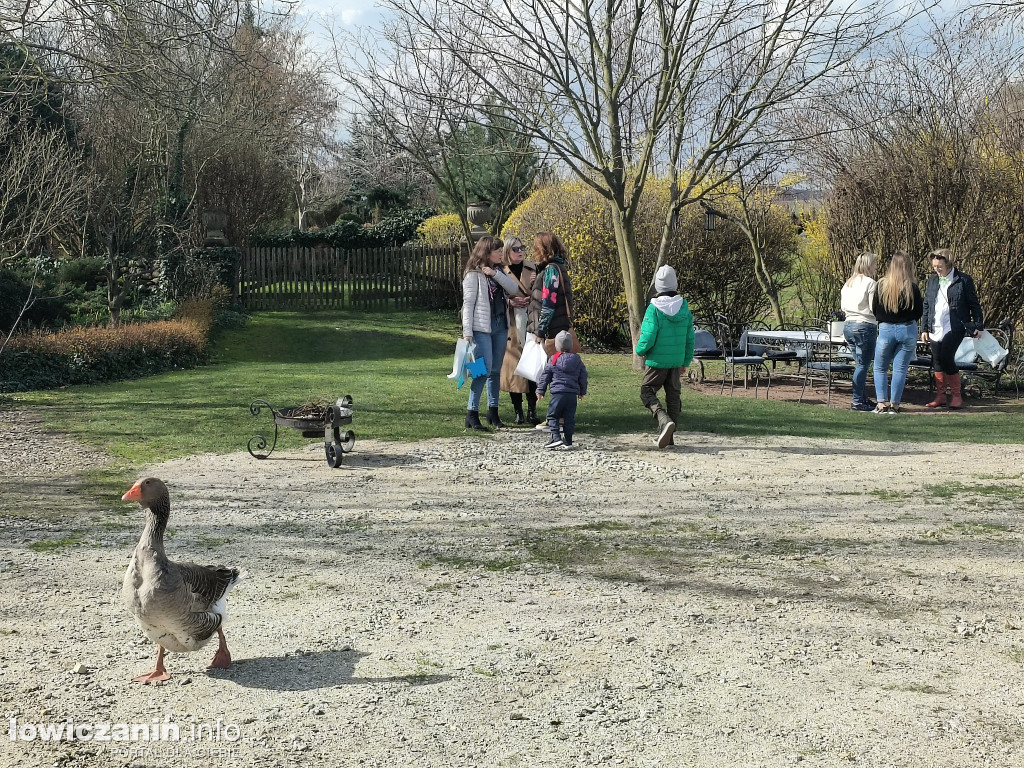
[467,319,509,411]
[844,321,877,406]
[547,393,578,444]
[873,322,917,406]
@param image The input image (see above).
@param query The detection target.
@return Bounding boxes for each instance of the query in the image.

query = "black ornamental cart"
[247,396,355,467]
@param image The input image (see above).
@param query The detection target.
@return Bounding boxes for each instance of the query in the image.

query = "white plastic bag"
[514,337,548,382]
[447,338,470,380]
[513,307,529,346]
[954,336,977,366]
[973,330,1008,367]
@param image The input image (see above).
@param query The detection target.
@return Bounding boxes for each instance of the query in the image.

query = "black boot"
[525,393,541,424]
[465,410,489,432]
[511,394,525,424]
[486,406,505,428]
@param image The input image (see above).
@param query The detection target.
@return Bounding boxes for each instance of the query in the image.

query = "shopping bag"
[447,339,470,382]
[514,337,548,382]
[464,349,487,380]
[513,307,529,346]
[954,336,977,366]
[973,330,1008,367]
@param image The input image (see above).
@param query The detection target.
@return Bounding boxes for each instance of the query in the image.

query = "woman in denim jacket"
[840,252,878,411]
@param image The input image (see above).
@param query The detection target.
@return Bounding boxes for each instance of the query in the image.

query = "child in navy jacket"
[537,330,588,450]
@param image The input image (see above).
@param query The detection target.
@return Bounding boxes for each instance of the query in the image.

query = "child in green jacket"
[634,265,695,448]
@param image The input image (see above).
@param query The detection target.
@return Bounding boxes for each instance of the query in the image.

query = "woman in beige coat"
[499,237,540,424]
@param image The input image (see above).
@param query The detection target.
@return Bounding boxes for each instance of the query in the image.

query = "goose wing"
[175,563,243,610]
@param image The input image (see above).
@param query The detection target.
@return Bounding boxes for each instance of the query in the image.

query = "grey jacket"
[462,269,520,337]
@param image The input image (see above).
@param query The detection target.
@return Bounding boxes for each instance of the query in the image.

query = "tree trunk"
[610,208,646,369]
[748,233,784,327]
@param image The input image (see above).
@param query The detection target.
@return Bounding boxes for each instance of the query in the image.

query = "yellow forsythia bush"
[416,213,464,247]
[504,179,800,343]
[502,182,627,346]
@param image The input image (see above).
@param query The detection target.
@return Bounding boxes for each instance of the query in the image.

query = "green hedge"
[253,207,436,248]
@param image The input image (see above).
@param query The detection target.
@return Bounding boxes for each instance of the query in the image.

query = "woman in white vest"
[461,235,521,431]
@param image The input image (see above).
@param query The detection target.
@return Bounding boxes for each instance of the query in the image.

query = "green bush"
[0,314,212,393]
[253,207,436,249]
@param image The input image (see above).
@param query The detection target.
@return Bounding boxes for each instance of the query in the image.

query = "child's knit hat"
[655,265,678,293]
[555,330,573,352]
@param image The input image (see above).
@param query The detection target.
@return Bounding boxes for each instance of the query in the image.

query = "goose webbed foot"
[133,645,171,684]
[207,628,232,669]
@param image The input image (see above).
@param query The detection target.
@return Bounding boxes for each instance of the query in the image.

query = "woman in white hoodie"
[840,252,878,411]
[461,235,521,431]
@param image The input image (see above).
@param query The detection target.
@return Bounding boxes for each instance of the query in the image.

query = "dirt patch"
[2,422,1024,767]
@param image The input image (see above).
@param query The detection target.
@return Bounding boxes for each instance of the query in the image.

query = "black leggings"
[509,382,538,408]
[930,329,966,376]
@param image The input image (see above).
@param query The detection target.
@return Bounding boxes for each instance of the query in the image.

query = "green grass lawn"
[8,309,1024,468]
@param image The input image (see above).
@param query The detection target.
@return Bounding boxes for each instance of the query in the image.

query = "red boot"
[925,371,947,408]
[948,373,964,409]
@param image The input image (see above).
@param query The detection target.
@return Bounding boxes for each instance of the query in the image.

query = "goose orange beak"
[122,482,142,502]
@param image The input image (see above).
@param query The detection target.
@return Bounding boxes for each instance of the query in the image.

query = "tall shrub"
[503,181,798,344]
[824,133,1024,325]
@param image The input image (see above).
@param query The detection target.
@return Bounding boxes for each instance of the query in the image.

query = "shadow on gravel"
[209,650,452,691]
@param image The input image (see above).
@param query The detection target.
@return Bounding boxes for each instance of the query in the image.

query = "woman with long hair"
[920,248,984,409]
[461,235,521,430]
[526,231,578,356]
[840,251,879,411]
[870,251,923,414]
[498,236,540,424]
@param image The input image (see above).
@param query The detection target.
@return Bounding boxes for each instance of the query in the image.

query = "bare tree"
[373,0,903,363]
[802,13,1024,323]
[332,14,541,240]
[702,145,802,327]
[0,122,85,272]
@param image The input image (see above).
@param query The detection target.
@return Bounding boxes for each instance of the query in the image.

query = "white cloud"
[297,0,381,27]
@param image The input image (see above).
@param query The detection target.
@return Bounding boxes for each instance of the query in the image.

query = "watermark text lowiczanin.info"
[8,716,242,747]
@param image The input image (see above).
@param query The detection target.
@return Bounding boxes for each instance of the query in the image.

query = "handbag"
[973,330,1008,367]
[514,337,548,382]
[954,336,977,366]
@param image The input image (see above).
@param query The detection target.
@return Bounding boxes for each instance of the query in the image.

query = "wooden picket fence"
[239,244,463,311]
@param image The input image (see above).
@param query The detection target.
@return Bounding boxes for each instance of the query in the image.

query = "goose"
[121,477,245,684]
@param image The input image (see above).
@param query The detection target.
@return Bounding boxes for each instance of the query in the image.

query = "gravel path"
[2,412,1024,768]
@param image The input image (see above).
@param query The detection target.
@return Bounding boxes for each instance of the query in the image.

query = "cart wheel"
[338,395,354,407]
[339,430,356,453]
[326,442,344,468]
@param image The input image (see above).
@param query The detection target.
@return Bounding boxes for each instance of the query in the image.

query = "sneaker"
[851,403,874,412]
[888,404,901,414]
[872,403,889,414]
[535,422,549,431]
[543,436,564,449]
[559,443,575,451]
[865,399,878,409]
